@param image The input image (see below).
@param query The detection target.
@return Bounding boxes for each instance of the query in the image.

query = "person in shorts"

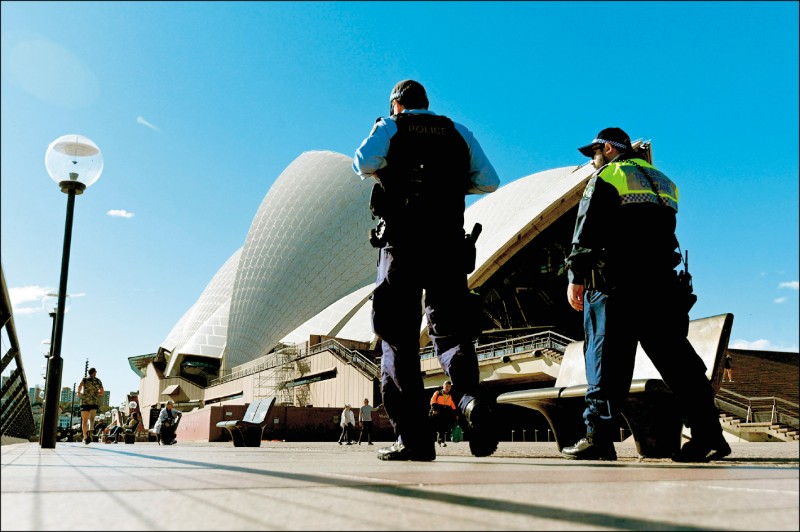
[77,368,104,445]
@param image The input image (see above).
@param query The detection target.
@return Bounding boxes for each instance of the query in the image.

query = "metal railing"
[715,388,799,429]
[1,262,36,442]
[420,330,574,362]
[209,338,381,388]
[317,341,380,380]
[210,331,575,390]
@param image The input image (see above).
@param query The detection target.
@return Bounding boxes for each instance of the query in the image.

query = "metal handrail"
[208,338,382,387]
[716,387,799,429]
[420,330,574,362]
[1,262,36,441]
[210,330,576,388]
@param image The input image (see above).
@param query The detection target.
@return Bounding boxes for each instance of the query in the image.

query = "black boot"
[672,437,731,462]
[464,399,499,457]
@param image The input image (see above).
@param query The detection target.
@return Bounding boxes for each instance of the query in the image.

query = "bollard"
[511,429,515,442]
[547,429,551,442]
[535,429,539,442]
[522,429,526,442]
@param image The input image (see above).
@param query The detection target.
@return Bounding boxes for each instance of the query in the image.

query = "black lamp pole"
[68,381,76,441]
[40,180,85,448]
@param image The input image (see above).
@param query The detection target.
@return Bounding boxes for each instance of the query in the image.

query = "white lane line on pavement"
[672,482,799,495]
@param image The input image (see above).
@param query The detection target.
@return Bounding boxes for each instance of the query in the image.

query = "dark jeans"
[433,409,456,443]
[338,424,354,443]
[372,242,480,450]
[358,421,373,443]
[160,424,177,444]
[582,283,721,444]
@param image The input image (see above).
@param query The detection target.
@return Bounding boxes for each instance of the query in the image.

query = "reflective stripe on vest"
[599,159,679,212]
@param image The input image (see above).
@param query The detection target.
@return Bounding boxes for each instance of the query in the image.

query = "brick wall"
[263,405,394,442]
[722,349,799,403]
[175,404,395,443]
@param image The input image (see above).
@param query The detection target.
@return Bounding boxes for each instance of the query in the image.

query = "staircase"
[719,413,799,442]
[312,339,380,381]
[716,387,799,442]
[538,347,564,365]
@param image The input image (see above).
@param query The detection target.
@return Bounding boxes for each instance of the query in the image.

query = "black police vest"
[380,113,470,239]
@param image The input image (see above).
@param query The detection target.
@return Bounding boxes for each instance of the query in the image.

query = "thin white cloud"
[779,281,799,290]
[136,115,160,131]
[730,338,799,352]
[774,297,788,304]
[107,209,135,219]
[8,286,86,316]
[9,285,49,315]
[14,306,42,316]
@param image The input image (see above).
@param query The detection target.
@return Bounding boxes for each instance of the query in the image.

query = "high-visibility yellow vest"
[598,158,679,212]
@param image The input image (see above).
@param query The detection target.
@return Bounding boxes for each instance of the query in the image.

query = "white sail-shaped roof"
[465,164,595,288]
[225,151,376,369]
[161,248,242,375]
[158,156,597,374]
[280,284,375,345]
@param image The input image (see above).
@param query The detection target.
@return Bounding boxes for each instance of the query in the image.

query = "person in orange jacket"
[430,381,458,446]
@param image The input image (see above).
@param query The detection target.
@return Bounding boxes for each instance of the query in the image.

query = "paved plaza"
[1,439,798,531]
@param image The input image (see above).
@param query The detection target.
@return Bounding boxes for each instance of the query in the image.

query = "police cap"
[578,127,633,157]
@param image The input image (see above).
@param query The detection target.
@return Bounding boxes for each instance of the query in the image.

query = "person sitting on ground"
[93,418,107,440]
[105,418,121,442]
[154,400,182,445]
[123,412,141,435]
[108,412,140,443]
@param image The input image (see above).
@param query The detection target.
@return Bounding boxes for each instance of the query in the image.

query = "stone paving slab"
[2,440,798,531]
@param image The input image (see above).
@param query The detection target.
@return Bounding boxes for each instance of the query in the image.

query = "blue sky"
[2,1,798,407]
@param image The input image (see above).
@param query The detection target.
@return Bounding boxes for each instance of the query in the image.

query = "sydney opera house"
[127,147,624,436]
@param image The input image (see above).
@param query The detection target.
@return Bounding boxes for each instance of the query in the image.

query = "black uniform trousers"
[582,275,723,445]
[372,241,479,450]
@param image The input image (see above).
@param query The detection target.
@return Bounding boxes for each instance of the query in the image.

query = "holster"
[463,223,483,274]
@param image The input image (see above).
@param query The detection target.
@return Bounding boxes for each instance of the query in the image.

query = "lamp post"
[69,382,77,441]
[39,293,70,443]
[40,134,103,449]
[37,354,48,443]
[42,293,71,350]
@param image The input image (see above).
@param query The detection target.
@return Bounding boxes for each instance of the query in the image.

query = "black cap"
[578,127,633,157]
[389,79,429,110]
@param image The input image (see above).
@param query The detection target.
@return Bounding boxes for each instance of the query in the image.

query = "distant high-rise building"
[100,391,110,409]
[28,385,44,405]
[60,387,74,403]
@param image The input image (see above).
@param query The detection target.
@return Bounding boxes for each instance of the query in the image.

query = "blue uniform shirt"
[353,109,500,195]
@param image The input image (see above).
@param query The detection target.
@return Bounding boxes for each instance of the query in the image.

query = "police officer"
[353,80,500,461]
[562,127,731,462]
